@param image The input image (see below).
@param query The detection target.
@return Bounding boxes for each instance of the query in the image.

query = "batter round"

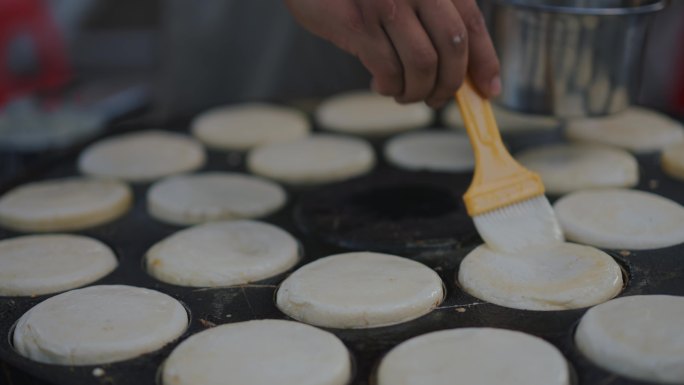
[276,251,444,328]
[191,103,310,150]
[78,130,206,182]
[13,285,188,365]
[458,242,623,311]
[384,131,474,172]
[0,177,131,232]
[515,144,638,194]
[554,189,684,250]
[576,295,684,384]
[0,234,117,296]
[147,172,286,225]
[146,220,299,287]
[378,327,570,385]
[662,141,684,181]
[566,106,684,153]
[247,134,375,184]
[316,91,432,136]
[162,319,351,385]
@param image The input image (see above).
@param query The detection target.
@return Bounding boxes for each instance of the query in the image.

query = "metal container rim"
[487,0,667,15]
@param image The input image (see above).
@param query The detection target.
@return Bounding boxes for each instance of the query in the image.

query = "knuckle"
[410,48,437,75]
[359,48,402,80]
[465,12,487,35]
[342,11,365,34]
[372,0,398,20]
[361,0,395,22]
[430,0,450,9]
[381,61,403,80]
[450,29,468,52]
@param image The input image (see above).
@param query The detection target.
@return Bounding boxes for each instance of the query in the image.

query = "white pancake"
[13,285,188,365]
[662,141,684,181]
[515,144,638,195]
[0,178,131,232]
[78,130,206,182]
[146,220,299,287]
[162,319,350,385]
[458,242,623,311]
[566,106,684,153]
[147,172,286,225]
[315,91,432,136]
[191,103,310,150]
[384,131,474,172]
[276,251,444,328]
[0,235,117,296]
[247,134,375,184]
[378,328,570,385]
[554,189,684,250]
[443,102,559,133]
[576,295,684,384]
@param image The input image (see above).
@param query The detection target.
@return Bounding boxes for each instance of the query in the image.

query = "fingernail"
[490,76,502,96]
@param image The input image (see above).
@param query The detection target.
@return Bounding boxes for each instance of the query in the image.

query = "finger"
[453,0,501,97]
[353,0,405,96]
[361,35,404,97]
[376,0,438,103]
[415,0,468,108]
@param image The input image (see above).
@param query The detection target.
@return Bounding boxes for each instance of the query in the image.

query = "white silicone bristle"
[473,196,564,253]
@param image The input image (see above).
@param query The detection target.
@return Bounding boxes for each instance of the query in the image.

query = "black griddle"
[0,114,683,385]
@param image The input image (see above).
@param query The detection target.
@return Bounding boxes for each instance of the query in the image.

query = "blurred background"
[1,0,683,181]
[3,0,683,116]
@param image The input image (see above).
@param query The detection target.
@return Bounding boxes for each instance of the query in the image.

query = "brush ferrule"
[464,171,545,216]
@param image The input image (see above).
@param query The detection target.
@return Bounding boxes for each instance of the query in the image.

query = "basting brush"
[455,78,564,252]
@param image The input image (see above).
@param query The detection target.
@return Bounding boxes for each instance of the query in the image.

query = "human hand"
[285,0,501,108]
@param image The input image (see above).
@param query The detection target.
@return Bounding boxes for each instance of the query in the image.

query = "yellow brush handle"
[456,78,544,216]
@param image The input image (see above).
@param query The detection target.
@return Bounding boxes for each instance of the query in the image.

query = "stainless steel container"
[481,0,667,117]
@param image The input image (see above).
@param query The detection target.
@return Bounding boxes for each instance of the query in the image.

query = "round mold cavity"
[607,251,632,294]
[294,172,476,253]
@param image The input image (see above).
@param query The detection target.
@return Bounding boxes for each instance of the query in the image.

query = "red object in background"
[0,0,71,106]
